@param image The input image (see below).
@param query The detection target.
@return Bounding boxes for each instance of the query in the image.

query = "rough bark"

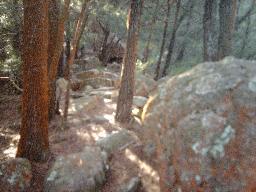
[115,0,143,123]
[203,0,218,61]
[154,0,173,80]
[217,0,237,60]
[48,0,70,120]
[161,0,181,78]
[16,0,50,162]
[142,0,160,63]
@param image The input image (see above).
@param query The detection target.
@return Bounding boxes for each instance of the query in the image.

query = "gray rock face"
[76,69,120,88]
[0,158,32,192]
[133,96,148,108]
[96,130,135,157]
[120,177,141,192]
[142,57,256,191]
[135,74,157,97]
[44,147,107,192]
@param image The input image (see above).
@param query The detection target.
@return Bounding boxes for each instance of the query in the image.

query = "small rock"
[96,130,135,157]
[133,96,148,108]
[120,177,141,192]
[0,158,32,192]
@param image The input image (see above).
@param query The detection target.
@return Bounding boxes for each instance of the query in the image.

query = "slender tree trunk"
[11,0,21,56]
[48,0,70,120]
[63,0,90,127]
[203,0,218,61]
[154,0,173,80]
[115,0,143,123]
[217,0,237,60]
[16,0,50,162]
[175,0,194,62]
[142,0,160,63]
[161,0,181,78]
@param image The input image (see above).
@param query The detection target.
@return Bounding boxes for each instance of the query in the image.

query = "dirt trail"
[0,76,160,192]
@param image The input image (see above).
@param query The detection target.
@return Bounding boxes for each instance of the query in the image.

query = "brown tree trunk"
[161,0,181,78]
[16,0,50,162]
[203,0,218,61]
[115,0,143,123]
[142,0,160,63]
[48,0,70,120]
[217,0,237,60]
[154,0,173,80]
[63,0,90,127]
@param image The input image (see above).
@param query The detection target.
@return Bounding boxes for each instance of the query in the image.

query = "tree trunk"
[161,0,181,78]
[16,0,50,162]
[142,0,160,63]
[115,0,143,123]
[63,0,90,127]
[175,0,194,62]
[154,0,173,80]
[48,0,70,120]
[217,0,237,60]
[203,0,218,61]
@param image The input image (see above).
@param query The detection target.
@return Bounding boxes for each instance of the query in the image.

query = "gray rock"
[96,130,135,156]
[44,147,107,192]
[0,158,32,192]
[142,57,256,191]
[133,96,148,108]
[120,177,141,192]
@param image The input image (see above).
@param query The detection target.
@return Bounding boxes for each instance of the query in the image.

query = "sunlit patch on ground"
[125,149,160,192]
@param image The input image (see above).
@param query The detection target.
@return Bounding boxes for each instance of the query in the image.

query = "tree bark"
[115,0,143,123]
[217,0,237,60]
[203,0,218,61]
[16,0,50,162]
[48,0,70,120]
[161,0,181,78]
[154,0,173,80]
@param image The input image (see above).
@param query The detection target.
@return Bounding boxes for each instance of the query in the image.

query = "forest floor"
[0,84,160,191]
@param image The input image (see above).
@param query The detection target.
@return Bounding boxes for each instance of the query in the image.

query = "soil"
[0,85,160,191]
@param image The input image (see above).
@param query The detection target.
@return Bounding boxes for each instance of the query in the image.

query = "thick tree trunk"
[142,0,160,63]
[48,0,70,120]
[161,0,181,78]
[217,0,237,60]
[115,0,143,123]
[63,0,90,127]
[203,0,218,61]
[154,0,172,80]
[16,0,50,162]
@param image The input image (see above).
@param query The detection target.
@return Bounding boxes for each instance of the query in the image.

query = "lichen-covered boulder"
[142,57,256,191]
[0,158,32,192]
[44,147,108,192]
[133,96,148,108]
[135,74,157,97]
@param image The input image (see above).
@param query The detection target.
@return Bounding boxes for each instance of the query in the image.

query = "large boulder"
[44,147,108,192]
[142,57,256,191]
[135,74,157,97]
[0,158,32,192]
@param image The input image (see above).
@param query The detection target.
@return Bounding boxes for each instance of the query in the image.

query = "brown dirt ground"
[0,87,159,191]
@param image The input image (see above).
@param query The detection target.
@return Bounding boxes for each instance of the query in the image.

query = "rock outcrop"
[44,147,108,192]
[0,158,32,192]
[76,69,120,88]
[142,57,256,191]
